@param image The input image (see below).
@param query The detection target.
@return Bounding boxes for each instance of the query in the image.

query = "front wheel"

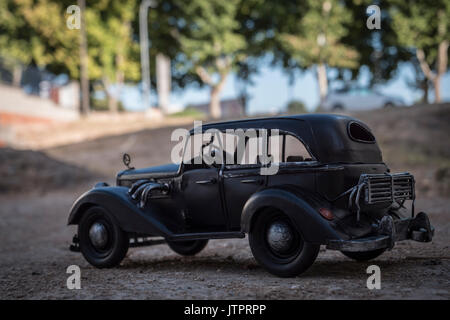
[78,206,129,268]
[341,248,386,261]
[167,239,208,256]
[249,209,320,277]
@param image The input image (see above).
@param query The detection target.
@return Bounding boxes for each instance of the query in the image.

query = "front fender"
[68,186,171,237]
[241,188,340,244]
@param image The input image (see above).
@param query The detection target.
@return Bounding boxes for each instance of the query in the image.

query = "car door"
[222,165,264,230]
[182,167,226,231]
[179,132,227,232]
[222,133,267,230]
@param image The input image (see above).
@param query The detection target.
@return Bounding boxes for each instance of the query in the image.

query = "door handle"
[195,178,217,185]
[240,179,263,185]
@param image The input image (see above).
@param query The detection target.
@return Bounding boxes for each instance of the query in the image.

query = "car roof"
[200,113,350,127]
[190,114,382,164]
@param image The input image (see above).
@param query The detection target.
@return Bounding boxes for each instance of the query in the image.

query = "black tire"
[249,209,320,277]
[383,102,394,108]
[167,239,208,256]
[78,206,129,268]
[341,248,385,261]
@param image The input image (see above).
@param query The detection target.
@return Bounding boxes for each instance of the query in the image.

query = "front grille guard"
[335,172,415,222]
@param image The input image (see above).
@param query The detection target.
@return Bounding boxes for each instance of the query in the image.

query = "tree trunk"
[416,33,448,104]
[102,77,117,113]
[108,95,118,113]
[433,75,441,103]
[12,65,22,87]
[434,39,448,104]
[317,63,328,106]
[209,72,229,119]
[156,53,171,113]
[111,55,125,113]
[421,79,429,104]
[210,86,221,119]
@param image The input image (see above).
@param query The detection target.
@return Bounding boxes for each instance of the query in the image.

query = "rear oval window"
[348,121,375,143]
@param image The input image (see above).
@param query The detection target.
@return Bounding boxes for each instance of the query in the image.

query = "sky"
[121,61,450,114]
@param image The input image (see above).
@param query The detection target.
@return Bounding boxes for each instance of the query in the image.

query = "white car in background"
[322,88,404,111]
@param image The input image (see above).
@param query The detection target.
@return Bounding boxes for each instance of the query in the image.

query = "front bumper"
[327,212,434,252]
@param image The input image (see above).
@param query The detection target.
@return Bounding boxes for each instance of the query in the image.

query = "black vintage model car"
[68,114,434,277]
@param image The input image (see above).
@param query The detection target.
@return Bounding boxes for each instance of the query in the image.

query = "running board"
[129,237,165,247]
[168,231,245,241]
[69,232,246,252]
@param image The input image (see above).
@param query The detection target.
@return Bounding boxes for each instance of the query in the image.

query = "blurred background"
[0,0,449,299]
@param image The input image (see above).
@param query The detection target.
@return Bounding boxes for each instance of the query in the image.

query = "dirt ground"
[0,105,449,299]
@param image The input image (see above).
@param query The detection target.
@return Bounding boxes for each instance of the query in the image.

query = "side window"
[283,134,313,162]
[226,131,262,165]
[267,133,312,163]
[182,131,222,165]
[268,134,282,164]
[347,122,375,143]
[242,136,260,164]
[182,133,203,164]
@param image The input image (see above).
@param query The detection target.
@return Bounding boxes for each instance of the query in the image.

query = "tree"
[286,100,307,114]
[0,0,39,86]
[19,0,140,113]
[13,0,87,113]
[390,0,449,103]
[338,0,413,86]
[18,0,80,78]
[178,0,247,119]
[278,0,359,106]
[86,1,140,112]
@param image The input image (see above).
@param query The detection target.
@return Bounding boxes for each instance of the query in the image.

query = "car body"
[322,88,404,111]
[68,114,433,277]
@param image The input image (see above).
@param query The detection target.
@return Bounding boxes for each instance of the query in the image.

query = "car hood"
[117,163,179,181]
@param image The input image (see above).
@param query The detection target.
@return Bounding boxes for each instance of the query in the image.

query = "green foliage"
[390,0,450,64]
[175,0,248,117]
[178,0,246,87]
[286,100,307,114]
[389,0,449,101]
[179,0,246,70]
[0,0,33,69]
[279,0,358,69]
[86,0,140,83]
[17,0,80,77]
[337,0,412,85]
[1,0,448,114]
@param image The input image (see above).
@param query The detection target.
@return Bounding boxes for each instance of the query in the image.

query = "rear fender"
[68,186,171,237]
[241,188,340,244]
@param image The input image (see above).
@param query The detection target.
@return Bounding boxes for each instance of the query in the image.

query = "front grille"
[360,173,415,204]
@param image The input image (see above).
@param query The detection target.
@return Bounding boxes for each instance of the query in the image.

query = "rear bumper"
[327,212,434,252]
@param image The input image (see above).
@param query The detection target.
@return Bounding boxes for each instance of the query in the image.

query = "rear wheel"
[341,248,385,261]
[249,209,320,277]
[167,239,208,256]
[78,206,129,268]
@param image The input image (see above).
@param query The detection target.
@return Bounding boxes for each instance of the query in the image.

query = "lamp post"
[78,0,89,115]
[139,0,156,110]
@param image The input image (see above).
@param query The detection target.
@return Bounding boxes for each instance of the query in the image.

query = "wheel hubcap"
[89,222,108,249]
[266,220,294,254]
